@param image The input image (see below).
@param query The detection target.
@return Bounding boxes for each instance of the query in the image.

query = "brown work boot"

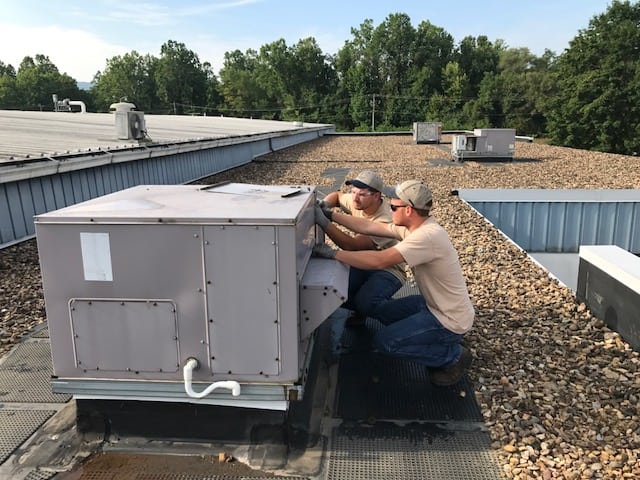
[429,347,472,387]
[344,312,366,328]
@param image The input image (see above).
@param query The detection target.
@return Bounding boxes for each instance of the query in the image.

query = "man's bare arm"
[331,211,396,238]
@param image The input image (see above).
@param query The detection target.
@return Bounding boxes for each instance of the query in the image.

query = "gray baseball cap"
[384,180,433,209]
[345,170,384,192]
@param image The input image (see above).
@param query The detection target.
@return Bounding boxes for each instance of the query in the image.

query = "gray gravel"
[2,135,640,479]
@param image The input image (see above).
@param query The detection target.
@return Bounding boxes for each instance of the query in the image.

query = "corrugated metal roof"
[0,110,325,163]
[457,188,640,254]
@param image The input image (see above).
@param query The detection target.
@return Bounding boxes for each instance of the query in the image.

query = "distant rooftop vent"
[52,94,86,113]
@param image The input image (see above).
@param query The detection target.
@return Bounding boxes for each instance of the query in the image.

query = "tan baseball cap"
[345,170,384,192]
[384,180,433,209]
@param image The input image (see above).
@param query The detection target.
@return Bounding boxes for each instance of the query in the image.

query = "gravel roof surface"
[2,135,640,479]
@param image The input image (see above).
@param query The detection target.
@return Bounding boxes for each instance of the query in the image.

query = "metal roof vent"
[110,102,146,141]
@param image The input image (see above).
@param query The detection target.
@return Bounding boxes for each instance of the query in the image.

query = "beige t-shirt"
[340,194,407,282]
[389,217,474,334]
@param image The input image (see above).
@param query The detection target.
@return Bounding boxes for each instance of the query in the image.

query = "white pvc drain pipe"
[183,358,241,398]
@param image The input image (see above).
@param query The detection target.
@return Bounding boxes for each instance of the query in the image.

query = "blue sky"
[0,0,614,82]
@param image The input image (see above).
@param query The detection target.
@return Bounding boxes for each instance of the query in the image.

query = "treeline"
[1,1,639,155]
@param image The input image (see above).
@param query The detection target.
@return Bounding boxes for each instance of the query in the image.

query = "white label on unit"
[80,232,113,281]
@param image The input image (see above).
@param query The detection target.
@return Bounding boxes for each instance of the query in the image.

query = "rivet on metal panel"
[120,302,125,305]
[158,218,163,223]
[153,302,157,306]
[209,319,213,323]
[228,370,232,374]
[193,233,199,237]
[204,240,209,245]
[88,301,92,305]
[275,357,279,362]
[90,218,94,222]
[211,356,215,360]
[197,288,203,292]
[274,319,278,323]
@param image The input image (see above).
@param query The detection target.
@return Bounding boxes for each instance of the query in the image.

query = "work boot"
[429,347,472,387]
[344,312,366,328]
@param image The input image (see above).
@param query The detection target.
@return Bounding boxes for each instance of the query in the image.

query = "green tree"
[455,36,501,99]
[15,55,79,110]
[0,61,19,109]
[155,40,209,115]
[218,49,271,118]
[470,48,556,136]
[547,0,640,154]
[91,51,159,112]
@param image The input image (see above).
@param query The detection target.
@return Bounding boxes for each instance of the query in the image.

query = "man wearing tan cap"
[314,180,474,386]
[318,170,406,327]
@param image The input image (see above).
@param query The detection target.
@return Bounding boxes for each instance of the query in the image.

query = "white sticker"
[80,232,113,281]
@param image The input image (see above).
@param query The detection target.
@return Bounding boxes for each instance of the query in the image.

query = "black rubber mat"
[334,349,481,422]
[327,422,502,480]
[334,315,482,422]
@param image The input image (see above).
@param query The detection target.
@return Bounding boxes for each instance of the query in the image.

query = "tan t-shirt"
[340,194,407,282]
[389,217,474,334]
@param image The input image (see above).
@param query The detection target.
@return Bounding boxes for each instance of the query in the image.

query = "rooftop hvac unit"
[451,128,515,161]
[115,110,146,140]
[413,122,442,144]
[35,183,349,411]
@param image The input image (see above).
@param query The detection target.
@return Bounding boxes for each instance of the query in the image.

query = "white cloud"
[0,24,129,81]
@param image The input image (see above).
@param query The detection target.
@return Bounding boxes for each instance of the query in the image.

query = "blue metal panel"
[546,202,566,252]
[580,203,600,246]
[31,180,47,215]
[461,190,640,254]
[0,185,14,244]
[531,202,549,251]
[6,182,27,239]
[631,205,640,252]
[51,176,66,210]
[41,177,58,211]
[2,129,330,248]
[500,203,517,241]
[18,182,36,235]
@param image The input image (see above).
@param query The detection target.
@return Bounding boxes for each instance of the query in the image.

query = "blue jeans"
[343,267,402,318]
[370,294,463,368]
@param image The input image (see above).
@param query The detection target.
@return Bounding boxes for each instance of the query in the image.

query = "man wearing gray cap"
[318,170,406,327]
[314,180,474,386]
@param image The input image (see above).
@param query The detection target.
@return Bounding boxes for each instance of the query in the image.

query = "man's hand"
[312,243,338,259]
[314,204,331,229]
[317,199,330,209]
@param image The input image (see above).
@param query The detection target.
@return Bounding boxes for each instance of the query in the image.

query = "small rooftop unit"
[110,101,146,140]
[413,122,442,144]
[451,128,515,161]
[35,183,348,412]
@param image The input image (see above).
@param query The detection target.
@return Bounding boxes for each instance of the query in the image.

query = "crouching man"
[314,180,475,386]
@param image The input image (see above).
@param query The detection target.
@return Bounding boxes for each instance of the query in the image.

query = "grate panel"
[0,342,71,403]
[24,469,57,480]
[0,409,55,464]
[327,422,502,480]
